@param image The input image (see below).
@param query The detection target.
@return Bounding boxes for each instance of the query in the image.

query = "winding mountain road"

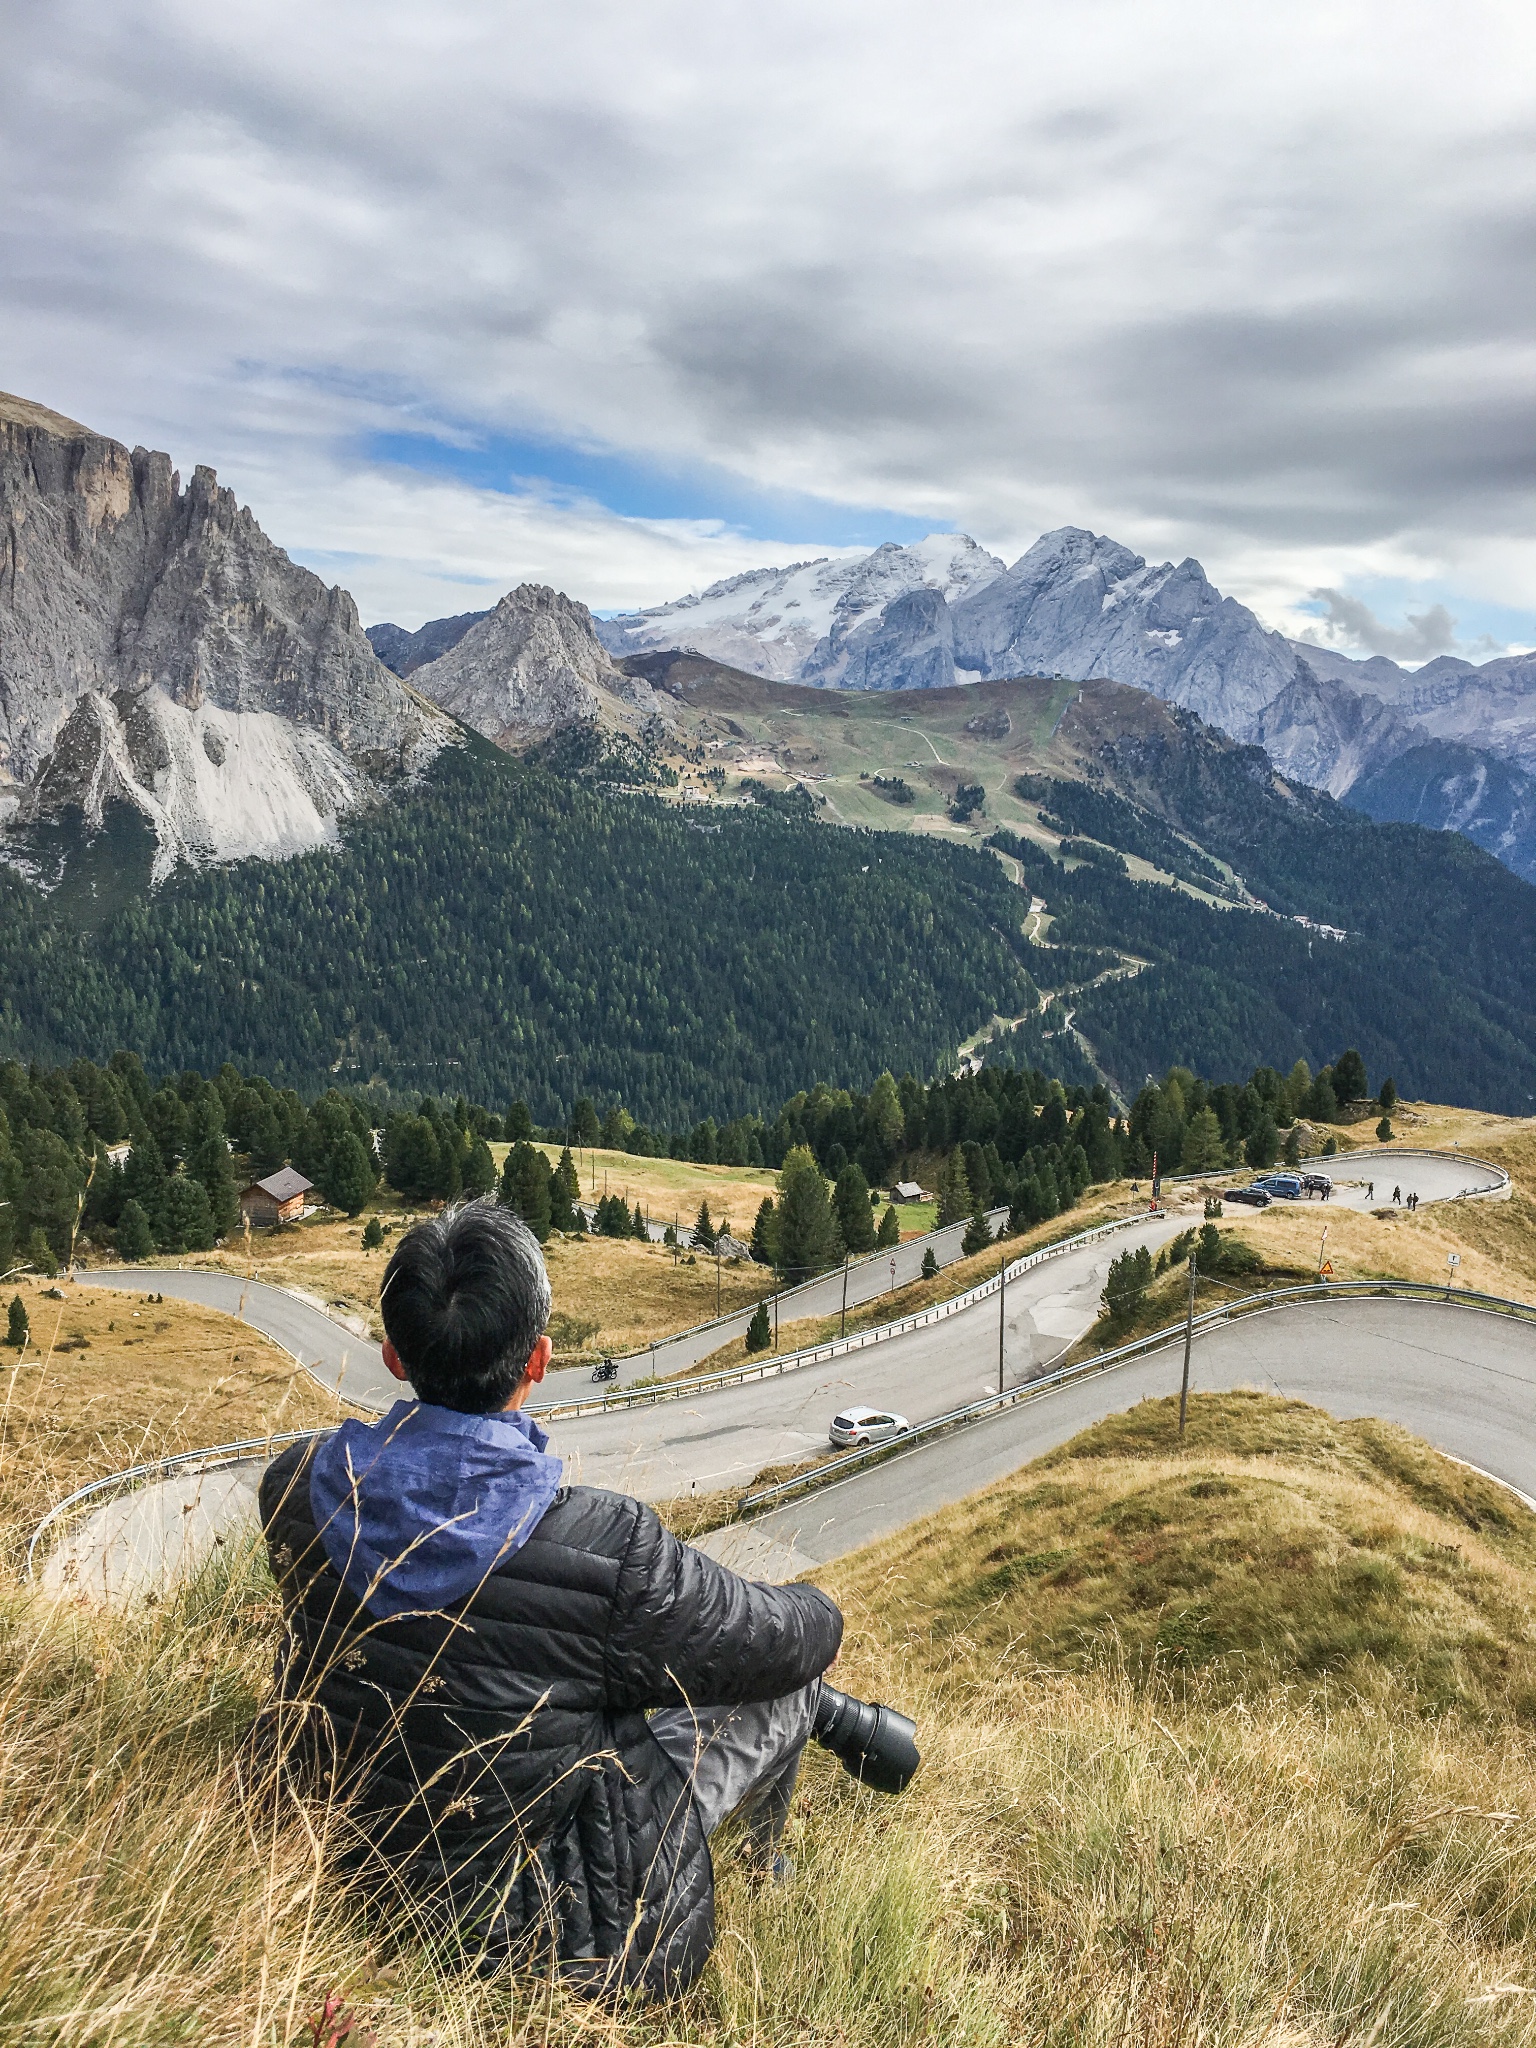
[46,1148,1509,1600]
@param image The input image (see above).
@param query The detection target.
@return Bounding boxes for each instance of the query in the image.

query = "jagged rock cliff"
[367,609,488,677]
[0,391,453,877]
[1254,661,1423,797]
[408,583,666,746]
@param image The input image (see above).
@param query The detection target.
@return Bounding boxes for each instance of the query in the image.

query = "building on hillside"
[105,1141,132,1167]
[892,1181,928,1203]
[239,1167,314,1228]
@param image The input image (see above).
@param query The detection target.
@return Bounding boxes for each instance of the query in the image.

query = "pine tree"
[1180,1106,1226,1174]
[692,1201,717,1253]
[23,1228,58,1279]
[1282,1125,1302,1167]
[1334,1048,1369,1103]
[7,1295,28,1349]
[833,1164,876,1253]
[632,1202,648,1240]
[744,1300,772,1353]
[921,1245,939,1279]
[460,1136,497,1202]
[774,1145,841,1279]
[116,1199,155,1262]
[121,1134,168,1242]
[361,1217,384,1251]
[188,1135,239,1236]
[553,1147,582,1207]
[750,1196,778,1266]
[504,1099,534,1143]
[326,1132,378,1215]
[876,1203,900,1248]
[936,1149,973,1227]
[501,1142,552,1241]
[962,1206,995,1257]
[1102,1244,1153,1321]
[162,1173,216,1252]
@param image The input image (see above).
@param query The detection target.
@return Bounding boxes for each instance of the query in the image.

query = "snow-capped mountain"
[595,534,1006,687]
[587,521,1536,882]
[0,391,454,879]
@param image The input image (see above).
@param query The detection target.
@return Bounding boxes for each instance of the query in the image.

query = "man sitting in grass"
[259,1200,845,1998]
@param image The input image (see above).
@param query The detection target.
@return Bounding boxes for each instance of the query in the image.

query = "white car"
[829,1405,911,1448]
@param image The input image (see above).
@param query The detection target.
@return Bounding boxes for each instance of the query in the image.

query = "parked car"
[829,1405,911,1448]
[1300,1171,1334,1195]
[1224,1186,1272,1208]
[1252,1172,1304,1199]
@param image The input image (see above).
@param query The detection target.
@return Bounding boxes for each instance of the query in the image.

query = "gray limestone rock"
[408,583,664,745]
[951,527,1298,738]
[0,390,453,875]
[1255,662,1424,798]
[367,610,489,677]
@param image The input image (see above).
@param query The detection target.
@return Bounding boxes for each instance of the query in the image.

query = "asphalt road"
[697,1293,1536,1581]
[547,1209,1190,1499]
[49,1147,1508,1601]
[79,1205,1013,1411]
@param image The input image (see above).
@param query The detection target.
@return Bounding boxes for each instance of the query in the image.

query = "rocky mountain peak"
[0,391,453,878]
[408,582,666,746]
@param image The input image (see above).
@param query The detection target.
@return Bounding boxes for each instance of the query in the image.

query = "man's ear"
[526,1333,553,1384]
[382,1338,410,1384]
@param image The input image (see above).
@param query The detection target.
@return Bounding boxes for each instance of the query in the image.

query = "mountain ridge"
[0,392,455,879]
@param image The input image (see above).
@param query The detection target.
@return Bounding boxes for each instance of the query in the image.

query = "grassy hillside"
[9,1392,1536,2045]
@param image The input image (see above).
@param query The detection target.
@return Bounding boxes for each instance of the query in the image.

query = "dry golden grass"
[540,1235,773,1367]
[0,1277,348,1540]
[518,1142,782,1231]
[9,1392,1536,2045]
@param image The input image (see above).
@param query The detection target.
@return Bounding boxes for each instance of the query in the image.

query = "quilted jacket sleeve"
[604,1500,843,1711]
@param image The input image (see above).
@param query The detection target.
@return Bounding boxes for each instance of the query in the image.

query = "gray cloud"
[1,0,1533,623]
[1304,592,1460,663]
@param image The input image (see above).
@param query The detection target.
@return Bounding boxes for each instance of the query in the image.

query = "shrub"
[921,1246,939,1279]
[962,1208,995,1257]
[1102,1244,1153,1320]
[744,1300,772,1353]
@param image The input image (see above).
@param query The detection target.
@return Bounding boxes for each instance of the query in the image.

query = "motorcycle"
[590,1357,619,1385]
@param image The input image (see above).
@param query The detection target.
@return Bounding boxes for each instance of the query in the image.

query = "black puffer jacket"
[259,1438,841,1996]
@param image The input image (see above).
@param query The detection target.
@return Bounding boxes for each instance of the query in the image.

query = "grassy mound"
[835,1391,1536,1716]
[8,1393,1536,2046]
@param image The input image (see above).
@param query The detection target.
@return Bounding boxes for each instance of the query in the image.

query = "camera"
[812,1683,921,1794]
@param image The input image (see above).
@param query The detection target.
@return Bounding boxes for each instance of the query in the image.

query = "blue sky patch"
[363,425,943,551]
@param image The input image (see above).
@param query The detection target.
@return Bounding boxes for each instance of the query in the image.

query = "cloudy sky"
[4,0,1534,653]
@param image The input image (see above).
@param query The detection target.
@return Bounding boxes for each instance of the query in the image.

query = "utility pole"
[773,1288,779,1347]
[840,1254,849,1338]
[1178,1254,1196,1440]
[715,1253,721,1318]
[998,1245,1007,1394]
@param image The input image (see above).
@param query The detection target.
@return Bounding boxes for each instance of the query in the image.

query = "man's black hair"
[380,1199,552,1412]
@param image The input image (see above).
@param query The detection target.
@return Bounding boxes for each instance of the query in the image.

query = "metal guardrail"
[585,1202,1012,1372]
[530,1207,1164,1420]
[734,1276,1536,1515]
[22,1429,317,1583]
